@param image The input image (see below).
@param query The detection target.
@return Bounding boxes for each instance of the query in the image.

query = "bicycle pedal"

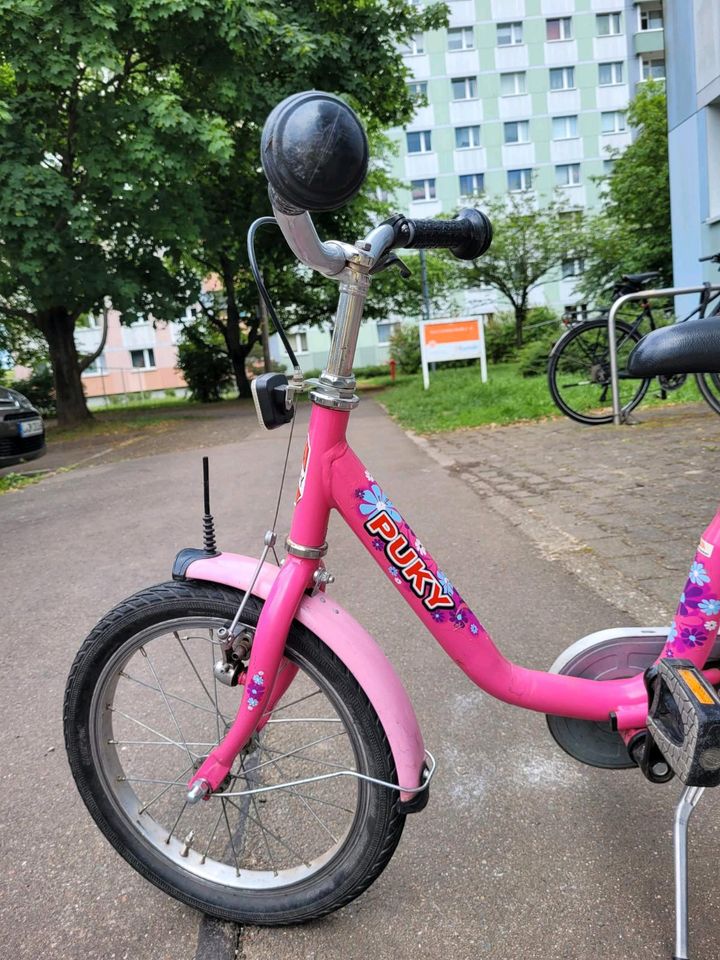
[645,659,720,787]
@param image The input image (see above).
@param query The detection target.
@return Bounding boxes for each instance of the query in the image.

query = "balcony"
[634,29,664,55]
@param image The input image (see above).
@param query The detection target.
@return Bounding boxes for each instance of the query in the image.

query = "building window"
[603,159,616,175]
[407,81,428,98]
[550,66,575,91]
[564,303,589,322]
[448,26,474,50]
[546,17,572,41]
[455,125,481,149]
[451,76,478,100]
[639,6,663,30]
[601,110,626,133]
[85,353,107,375]
[406,130,432,153]
[556,163,581,187]
[507,168,532,192]
[411,178,436,201]
[497,21,523,46]
[500,71,527,96]
[641,56,666,81]
[561,258,585,278]
[130,348,156,369]
[377,321,400,345]
[459,173,484,197]
[291,329,308,353]
[552,115,578,139]
[598,61,623,85]
[504,120,530,144]
[596,12,622,36]
[401,32,424,55]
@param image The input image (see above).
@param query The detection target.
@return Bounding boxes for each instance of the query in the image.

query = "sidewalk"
[420,402,720,624]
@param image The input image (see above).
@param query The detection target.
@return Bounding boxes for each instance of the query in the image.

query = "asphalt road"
[3,399,720,960]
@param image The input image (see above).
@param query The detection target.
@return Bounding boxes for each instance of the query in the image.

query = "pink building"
[75,310,189,401]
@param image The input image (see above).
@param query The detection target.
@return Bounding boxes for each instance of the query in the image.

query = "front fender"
[177,551,427,806]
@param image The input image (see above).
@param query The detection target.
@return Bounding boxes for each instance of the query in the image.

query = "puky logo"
[365,512,454,611]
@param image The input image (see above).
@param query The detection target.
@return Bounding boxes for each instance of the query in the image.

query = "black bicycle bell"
[261,90,369,214]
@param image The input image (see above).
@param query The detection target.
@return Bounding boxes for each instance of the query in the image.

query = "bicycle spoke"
[200,804,226,864]
[120,670,224,720]
[166,800,188,843]
[221,798,242,877]
[109,707,203,759]
[140,646,194,768]
[263,688,322,717]
[139,763,195,815]
[174,631,231,725]
[270,756,338,843]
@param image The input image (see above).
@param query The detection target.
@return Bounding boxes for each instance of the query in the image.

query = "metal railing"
[608,285,720,425]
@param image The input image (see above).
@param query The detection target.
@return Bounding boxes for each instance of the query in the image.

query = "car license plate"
[19,418,43,437]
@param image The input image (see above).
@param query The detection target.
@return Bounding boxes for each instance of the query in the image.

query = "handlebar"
[390,208,492,261]
[699,252,720,264]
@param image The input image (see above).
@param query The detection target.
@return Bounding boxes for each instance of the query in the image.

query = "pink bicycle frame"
[186,401,720,796]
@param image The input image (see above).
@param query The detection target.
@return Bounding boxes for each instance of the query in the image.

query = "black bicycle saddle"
[621,271,661,287]
[628,317,720,376]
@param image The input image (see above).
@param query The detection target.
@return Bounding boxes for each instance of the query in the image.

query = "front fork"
[187,553,318,800]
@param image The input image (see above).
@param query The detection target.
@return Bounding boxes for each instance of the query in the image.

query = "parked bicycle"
[64,92,720,960]
[548,260,720,424]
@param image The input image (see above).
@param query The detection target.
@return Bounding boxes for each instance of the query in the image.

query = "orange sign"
[423,319,480,346]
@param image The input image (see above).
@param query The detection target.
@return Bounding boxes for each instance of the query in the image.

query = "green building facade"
[273,0,665,372]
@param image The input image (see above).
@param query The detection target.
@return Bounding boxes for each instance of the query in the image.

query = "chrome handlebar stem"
[270,204,392,409]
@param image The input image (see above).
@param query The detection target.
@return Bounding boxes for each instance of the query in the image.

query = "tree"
[579,80,671,300]
[182,2,448,397]
[463,193,585,346]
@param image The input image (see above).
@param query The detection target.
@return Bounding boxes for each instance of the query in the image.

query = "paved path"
[3,399,720,960]
[422,402,720,624]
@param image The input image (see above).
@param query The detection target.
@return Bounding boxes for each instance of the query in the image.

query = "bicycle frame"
[186,400,720,798]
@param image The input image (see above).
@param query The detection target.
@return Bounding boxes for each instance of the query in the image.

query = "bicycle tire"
[64,580,405,925]
[694,373,720,416]
[548,318,651,425]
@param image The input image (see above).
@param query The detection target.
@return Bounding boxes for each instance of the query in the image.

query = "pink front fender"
[183,552,427,804]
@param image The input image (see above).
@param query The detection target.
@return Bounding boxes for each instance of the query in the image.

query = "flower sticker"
[431,610,445,623]
[679,626,708,649]
[358,483,402,523]
[246,670,266,710]
[705,620,718,631]
[678,583,709,615]
[437,570,454,597]
[689,561,711,586]
[699,598,720,616]
[371,537,384,552]
[364,470,375,483]
[414,538,427,556]
[470,623,479,635]
[452,607,470,629]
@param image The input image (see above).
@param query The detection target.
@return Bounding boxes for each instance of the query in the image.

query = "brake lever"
[369,253,412,279]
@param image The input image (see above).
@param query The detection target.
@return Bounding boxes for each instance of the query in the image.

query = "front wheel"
[63,580,405,925]
[548,319,651,425]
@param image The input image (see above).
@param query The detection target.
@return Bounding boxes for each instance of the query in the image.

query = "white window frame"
[549,66,575,91]
[84,353,107,376]
[376,320,400,346]
[507,168,532,192]
[458,173,484,198]
[639,6,663,31]
[500,71,527,97]
[596,12,622,36]
[603,159,616,176]
[546,17,572,41]
[448,26,474,51]
[401,32,424,56]
[406,130,432,154]
[407,81,428,98]
[503,120,530,144]
[601,110,626,134]
[291,328,309,354]
[598,61,624,86]
[497,21,523,46]
[640,56,666,81]
[130,347,156,370]
[556,163,581,187]
[552,115,578,140]
[561,258,585,279]
[564,303,589,322]
[411,178,436,201]
[454,125,481,149]
[451,76,478,101]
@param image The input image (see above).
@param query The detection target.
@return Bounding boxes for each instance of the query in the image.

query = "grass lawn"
[376,362,708,434]
[0,471,44,495]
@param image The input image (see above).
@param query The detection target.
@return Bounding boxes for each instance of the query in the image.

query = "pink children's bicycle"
[64,93,720,960]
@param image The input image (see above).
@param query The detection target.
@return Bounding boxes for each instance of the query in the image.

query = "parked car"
[0,386,46,467]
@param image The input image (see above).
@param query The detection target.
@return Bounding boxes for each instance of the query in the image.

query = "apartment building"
[664,0,720,313]
[279,0,665,373]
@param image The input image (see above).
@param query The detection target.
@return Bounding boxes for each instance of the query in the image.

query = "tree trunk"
[218,254,257,398]
[229,344,252,398]
[35,307,92,426]
[514,302,527,348]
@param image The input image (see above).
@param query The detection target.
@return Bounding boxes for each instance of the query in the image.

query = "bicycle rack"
[607,285,720,426]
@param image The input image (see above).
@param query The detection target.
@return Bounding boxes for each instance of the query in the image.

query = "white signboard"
[419,318,487,390]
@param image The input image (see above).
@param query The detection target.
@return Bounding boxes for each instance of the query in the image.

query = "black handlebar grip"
[397,208,492,260]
